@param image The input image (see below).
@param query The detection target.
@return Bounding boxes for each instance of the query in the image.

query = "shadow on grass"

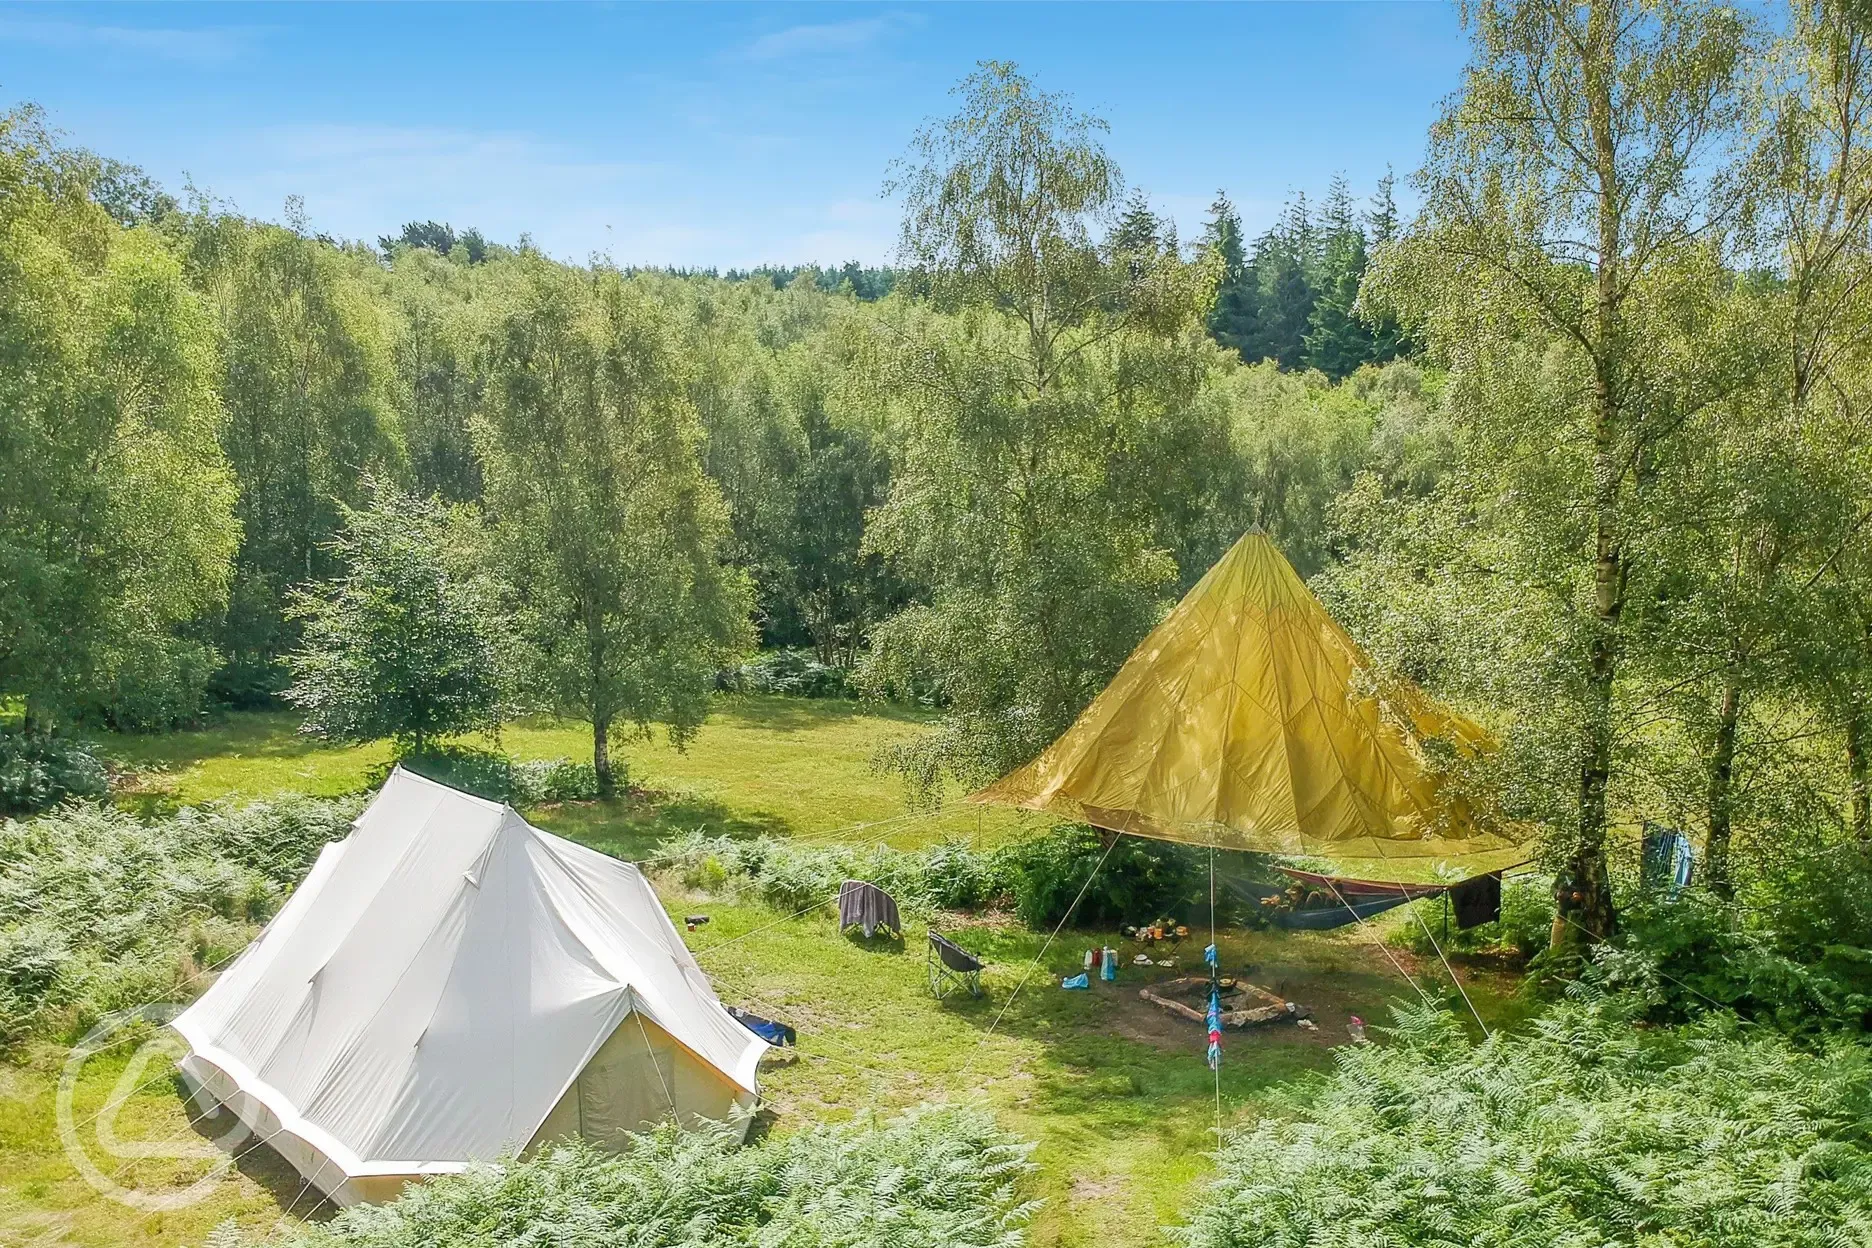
[711,693,935,734]
[841,928,906,955]
[528,790,797,863]
[179,1084,339,1225]
[101,712,324,769]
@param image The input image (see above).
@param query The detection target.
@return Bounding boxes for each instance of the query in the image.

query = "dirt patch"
[1070,1175,1125,1203]
[1062,940,1445,1054]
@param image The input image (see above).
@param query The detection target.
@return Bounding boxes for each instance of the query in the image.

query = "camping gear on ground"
[171,768,766,1208]
[1641,823,1697,896]
[969,532,1520,863]
[1348,1015,1367,1043]
[836,879,901,938]
[927,930,984,1000]
[1061,973,1090,990]
[1141,977,1310,1029]
[685,914,710,931]
[729,1007,797,1047]
[1100,947,1117,981]
[968,532,1525,1075]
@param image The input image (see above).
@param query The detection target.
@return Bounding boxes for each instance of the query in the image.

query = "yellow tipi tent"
[970,532,1516,863]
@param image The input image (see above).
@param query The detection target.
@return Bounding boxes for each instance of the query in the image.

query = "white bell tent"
[173,768,766,1206]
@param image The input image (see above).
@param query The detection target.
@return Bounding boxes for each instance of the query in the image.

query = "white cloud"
[742,14,914,62]
[202,124,655,258]
[191,123,897,268]
[0,16,251,66]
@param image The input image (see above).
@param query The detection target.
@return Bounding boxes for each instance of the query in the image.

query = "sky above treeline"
[0,1,1469,268]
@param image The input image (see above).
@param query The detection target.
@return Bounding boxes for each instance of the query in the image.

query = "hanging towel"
[1449,871,1503,929]
[837,880,901,938]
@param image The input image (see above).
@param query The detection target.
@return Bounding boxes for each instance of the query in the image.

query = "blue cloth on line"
[1641,823,1696,897]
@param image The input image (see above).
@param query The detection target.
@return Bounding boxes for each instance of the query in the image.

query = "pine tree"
[1321,175,1358,254]
[1362,169,1408,361]
[1303,230,1374,379]
[1368,168,1400,247]
[1303,173,1379,378]
[1240,196,1318,369]
[1201,191,1258,357]
[1283,191,1319,276]
[1114,189,1163,255]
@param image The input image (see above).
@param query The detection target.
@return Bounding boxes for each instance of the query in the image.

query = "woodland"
[7,2,1872,1244]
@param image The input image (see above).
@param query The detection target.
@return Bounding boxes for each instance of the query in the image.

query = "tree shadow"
[530,791,798,863]
[710,695,868,735]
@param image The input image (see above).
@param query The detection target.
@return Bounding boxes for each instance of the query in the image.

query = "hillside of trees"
[7,2,1872,971]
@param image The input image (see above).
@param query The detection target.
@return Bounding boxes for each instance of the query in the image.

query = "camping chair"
[928,931,984,1000]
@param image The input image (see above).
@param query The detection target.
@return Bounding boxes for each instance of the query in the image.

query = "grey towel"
[837,879,901,938]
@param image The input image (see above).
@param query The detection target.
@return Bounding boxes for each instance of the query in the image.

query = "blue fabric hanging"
[1206,985,1222,1071]
[1642,823,1696,897]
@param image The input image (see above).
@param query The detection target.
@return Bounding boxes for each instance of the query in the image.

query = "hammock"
[1221,863,1517,932]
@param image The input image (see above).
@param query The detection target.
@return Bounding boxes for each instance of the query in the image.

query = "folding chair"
[928,930,984,1000]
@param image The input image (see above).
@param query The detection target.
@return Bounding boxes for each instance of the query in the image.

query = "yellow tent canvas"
[970,532,1516,862]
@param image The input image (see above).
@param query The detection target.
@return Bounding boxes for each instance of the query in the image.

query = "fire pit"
[1138,976,1311,1028]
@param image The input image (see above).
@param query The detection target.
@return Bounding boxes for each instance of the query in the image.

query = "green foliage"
[291,1105,1035,1248]
[477,260,754,793]
[989,824,1236,929]
[0,795,357,1044]
[377,220,489,265]
[182,205,403,704]
[677,292,900,663]
[1396,876,1553,962]
[659,829,982,916]
[1204,176,1401,378]
[77,634,222,733]
[661,823,1240,931]
[285,481,504,752]
[1178,1000,1872,1248]
[379,246,487,504]
[0,733,109,814]
[865,65,1228,794]
[0,106,240,727]
[724,650,855,699]
[386,746,602,807]
[1586,841,1872,1037]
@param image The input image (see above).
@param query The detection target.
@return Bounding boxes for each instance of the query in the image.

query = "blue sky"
[0,2,1468,268]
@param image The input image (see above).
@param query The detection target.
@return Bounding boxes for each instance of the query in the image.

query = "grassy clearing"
[100,697,1028,855]
[4,697,1535,1248]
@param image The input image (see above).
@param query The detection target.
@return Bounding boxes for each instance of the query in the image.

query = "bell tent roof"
[173,769,765,1192]
[970,532,1515,863]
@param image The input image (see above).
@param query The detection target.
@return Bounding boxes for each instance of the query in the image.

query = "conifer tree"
[1201,191,1258,357]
